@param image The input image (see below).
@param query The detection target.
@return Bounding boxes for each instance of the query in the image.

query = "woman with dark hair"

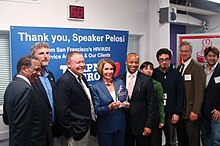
[140,61,165,146]
[91,58,129,146]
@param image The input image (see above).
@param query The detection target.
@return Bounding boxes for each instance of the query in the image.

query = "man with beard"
[30,42,60,146]
[201,46,220,146]
[118,53,157,146]
[153,48,184,146]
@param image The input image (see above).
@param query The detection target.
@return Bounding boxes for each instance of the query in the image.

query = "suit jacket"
[118,71,157,135]
[32,70,61,145]
[3,77,48,146]
[203,63,220,117]
[55,69,91,140]
[91,78,126,133]
[177,59,205,119]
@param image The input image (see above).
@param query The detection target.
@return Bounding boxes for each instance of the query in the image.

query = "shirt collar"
[41,68,49,77]
[183,57,192,66]
[127,71,138,78]
[204,61,218,70]
[68,68,81,81]
[16,74,31,86]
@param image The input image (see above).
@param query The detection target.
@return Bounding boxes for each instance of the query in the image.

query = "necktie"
[78,75,96,121]
[179,64,185,76]
[128,75,134,98]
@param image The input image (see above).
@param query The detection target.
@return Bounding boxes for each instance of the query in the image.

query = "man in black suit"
[55,51,95,146]
[201,46,220,146]
[118,53,157,146]
[30,42,60,146]
[3,55,48,146]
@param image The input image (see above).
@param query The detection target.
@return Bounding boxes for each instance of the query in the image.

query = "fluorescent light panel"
[207,0,220,4]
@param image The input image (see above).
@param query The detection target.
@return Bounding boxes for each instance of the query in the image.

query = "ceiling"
[170,0,220,13]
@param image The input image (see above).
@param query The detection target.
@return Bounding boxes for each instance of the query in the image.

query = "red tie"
[128,75,134,98]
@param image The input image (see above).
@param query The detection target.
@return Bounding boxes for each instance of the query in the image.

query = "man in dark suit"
[177,41,205,146]
[3,55,50,146]
[30,42,60,146]
[201,46,220,146]
[55,51,95,146]
[118,53,157,146]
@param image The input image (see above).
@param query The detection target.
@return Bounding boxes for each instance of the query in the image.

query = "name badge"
[184,74,191,81]
[214,76,220,84]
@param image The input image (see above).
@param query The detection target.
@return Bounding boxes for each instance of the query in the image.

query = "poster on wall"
[177,33,220,65]
[10,26,129,85]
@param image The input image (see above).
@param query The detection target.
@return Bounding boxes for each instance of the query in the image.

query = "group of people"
[2,41,220,146]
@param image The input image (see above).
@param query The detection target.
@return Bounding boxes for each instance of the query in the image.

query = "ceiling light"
[207,0,220,4]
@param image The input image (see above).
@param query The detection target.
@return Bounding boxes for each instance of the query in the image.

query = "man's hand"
[142,127,151,136]
[211,109,220,121]
[171,114,179,124]
[189,112,198,122]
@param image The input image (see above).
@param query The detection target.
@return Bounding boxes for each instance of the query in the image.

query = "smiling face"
[28,60,41,84]
[179,44,192,62]
[140,66,153,77]
[102,63,114,81]
[205,51,219,67]
[67,53,85,76]
[22,59,41,84]
[126,54,139,74]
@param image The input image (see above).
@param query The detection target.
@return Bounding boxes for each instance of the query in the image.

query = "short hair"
[30,42,49,56]
[17,55,39,73]
[156,48,172,60]
[66,51,82,62]
[179,41,192,50]
[140,61,154,70]
[97,58,116,76]
[204,46,219,58]
[126,53,139,61]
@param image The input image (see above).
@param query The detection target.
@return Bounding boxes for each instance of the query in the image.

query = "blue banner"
[10,26,128,85]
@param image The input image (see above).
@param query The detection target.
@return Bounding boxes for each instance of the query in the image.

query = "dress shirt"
[68,69,96,121]
[110,91,116,101]
[39,69,55,122]
[126,71,138,90]
[181,58,192,76]
[204,61,218,87]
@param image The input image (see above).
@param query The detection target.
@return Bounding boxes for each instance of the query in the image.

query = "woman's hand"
[108,101,121,110]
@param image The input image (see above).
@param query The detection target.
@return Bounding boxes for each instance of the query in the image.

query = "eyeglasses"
[158,58,170,62]
[29,66,42,72]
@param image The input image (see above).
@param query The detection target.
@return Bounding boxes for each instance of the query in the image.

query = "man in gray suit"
[177,41,205,146]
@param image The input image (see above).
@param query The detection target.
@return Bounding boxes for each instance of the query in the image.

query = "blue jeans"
[200,116,220,146]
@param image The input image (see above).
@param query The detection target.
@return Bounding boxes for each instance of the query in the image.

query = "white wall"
[0,0,164,65]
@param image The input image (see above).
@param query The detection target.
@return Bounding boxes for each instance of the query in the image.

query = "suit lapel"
[98,80,113,101]
[206,63,220,89]
[67,70,89,98]
[131,72,142,99]
[184,60,193,74]
[34,79,51,106]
